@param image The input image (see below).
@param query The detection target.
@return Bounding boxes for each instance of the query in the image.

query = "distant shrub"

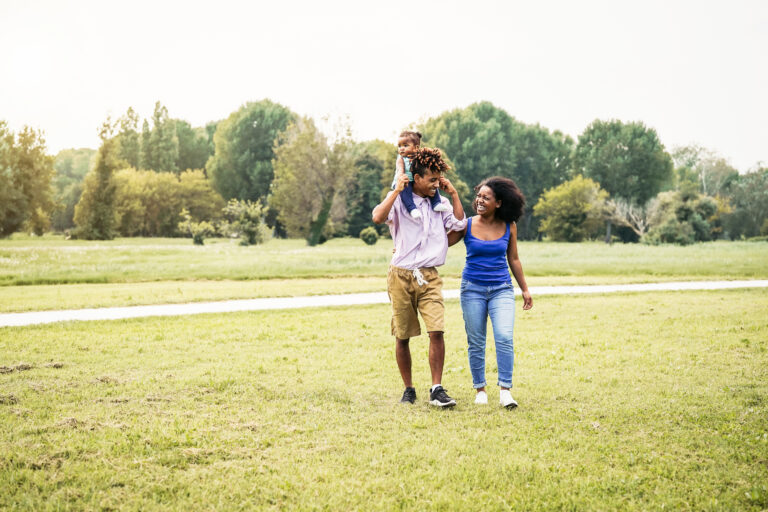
[359,226,378,245]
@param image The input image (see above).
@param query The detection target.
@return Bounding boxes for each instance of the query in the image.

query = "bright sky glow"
[1,0,766,171]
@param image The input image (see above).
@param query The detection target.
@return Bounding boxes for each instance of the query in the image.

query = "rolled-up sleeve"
[443,211,467,233]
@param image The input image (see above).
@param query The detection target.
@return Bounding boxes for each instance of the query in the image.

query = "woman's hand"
[521,290,533,310]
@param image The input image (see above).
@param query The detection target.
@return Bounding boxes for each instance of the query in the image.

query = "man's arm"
[372,173,408,224]
[439,176,465,221]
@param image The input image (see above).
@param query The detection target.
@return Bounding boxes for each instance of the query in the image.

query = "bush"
[359,226,378,245]
[222,199,264,246]
[177,209,214,245]
[533,176,608,242]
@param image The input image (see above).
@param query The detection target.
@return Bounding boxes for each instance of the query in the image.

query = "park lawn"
[1,289,766,510]
[0,236,767,312]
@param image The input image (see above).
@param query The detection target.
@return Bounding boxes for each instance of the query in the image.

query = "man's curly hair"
[410,147,450,177]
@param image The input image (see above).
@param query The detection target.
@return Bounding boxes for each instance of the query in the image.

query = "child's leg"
[400,183,421,219]
[430,189,450,212]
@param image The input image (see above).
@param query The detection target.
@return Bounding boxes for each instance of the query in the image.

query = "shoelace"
[412,268,427,286]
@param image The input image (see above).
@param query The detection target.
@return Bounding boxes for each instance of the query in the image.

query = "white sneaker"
[433,203,450,212]
[500,390,518,409]
[474,391,488,404]
[410,209,422,220]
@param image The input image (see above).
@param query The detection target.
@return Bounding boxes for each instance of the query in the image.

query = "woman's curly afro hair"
[475,176,526,224]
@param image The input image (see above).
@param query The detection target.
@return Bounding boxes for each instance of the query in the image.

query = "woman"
[448,177,533,408]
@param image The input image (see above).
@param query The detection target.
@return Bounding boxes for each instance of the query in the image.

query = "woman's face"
[474,185,500,216]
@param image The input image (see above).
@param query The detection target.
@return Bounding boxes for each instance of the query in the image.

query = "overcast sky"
[1,0,766,171]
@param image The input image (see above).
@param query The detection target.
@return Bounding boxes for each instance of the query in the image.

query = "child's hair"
[475,176,526,223]
[398,130,422,146]
[411,147,450,177]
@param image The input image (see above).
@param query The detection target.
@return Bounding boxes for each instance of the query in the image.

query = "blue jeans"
[460,279,515,389]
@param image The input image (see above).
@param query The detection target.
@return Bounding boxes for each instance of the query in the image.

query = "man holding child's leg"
[372,147,466,407]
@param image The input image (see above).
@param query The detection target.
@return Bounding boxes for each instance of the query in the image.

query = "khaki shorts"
[387,266,444,339]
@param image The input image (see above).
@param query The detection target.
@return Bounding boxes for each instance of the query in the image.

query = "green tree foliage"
[419,102,573,239]
[148,102,179,173]
[0,124,56,236]
[51,148,97,231]
[270,118,354,246]
[73,122,119,240]
[208,100,296,202]
[345,140,395,238]
[359,226,378,245]
[112,169,182,237]
[644,188,718,245]
[420,101,523,193]
[533,176,609,242]
[222,199,265,245]
[116,107,141,169]
[140,119,152,170]
[574,119,673,205]
[722,169,768,239]
[0,122,56,236]
[671,145,740,197]
[111,168,226,237]
[175,121,211,172]
[177,170,226,223]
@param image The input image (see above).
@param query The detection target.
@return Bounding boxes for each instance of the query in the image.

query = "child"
[392,130,450,219]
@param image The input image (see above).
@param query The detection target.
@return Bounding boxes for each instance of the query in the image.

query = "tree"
[419,102,573,239]
[0,122,56,236]
[671,145,739,196]
[644,188,718,245]
[344,140,396,238]
[222,199,265,245]
[51,148,96,231]
[140,119,152,170]
[148,102,179,173]
[175,120,211,172]
[207,100,296,202]
[270,118,354,245]
[73,121,119,240]
[722,169,768,239]
[116,107,141,169]
[574,120,673,205]
[533,176,609,242]
[177,170,226,223]
[420,101,523,193]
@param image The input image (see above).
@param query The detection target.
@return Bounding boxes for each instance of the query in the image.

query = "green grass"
[1,289,766,510]
[1,236,766,313]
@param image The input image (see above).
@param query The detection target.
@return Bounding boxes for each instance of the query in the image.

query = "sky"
[1,0,766,171]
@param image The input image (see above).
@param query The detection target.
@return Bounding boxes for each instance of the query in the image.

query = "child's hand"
[394,173,409,193]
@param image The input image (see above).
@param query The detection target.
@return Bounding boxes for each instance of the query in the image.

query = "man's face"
[413,170,441,198]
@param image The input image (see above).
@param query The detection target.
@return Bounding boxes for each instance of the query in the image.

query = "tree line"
[1,100,766,245]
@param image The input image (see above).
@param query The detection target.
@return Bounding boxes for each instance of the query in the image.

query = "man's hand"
[394,173,409,193]
[439,176,457,196]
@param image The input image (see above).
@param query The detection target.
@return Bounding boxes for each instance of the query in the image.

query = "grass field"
[1,236,766,313]
[1,289,767,510]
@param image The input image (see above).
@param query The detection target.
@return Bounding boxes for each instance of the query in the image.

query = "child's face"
[397,137,418,158]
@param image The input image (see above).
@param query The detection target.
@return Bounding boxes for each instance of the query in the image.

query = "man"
[372,147,466,407]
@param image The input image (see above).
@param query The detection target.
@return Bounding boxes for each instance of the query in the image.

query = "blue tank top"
[462,218,512,286]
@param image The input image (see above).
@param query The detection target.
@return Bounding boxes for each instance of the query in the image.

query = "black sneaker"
[400,387,416,404]
[429,386,456,408]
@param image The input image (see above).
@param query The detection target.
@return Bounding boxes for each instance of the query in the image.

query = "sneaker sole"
[502,402,518,409]
[429,399,456,408]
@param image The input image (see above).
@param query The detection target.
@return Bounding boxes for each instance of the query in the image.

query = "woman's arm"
[507,223,532,310]
[447,225,466,247]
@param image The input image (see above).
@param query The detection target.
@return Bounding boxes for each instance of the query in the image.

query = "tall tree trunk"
[307,198,332,246]
[604,220,612,244]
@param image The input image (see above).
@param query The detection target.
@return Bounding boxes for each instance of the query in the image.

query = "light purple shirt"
[386,192,466,270]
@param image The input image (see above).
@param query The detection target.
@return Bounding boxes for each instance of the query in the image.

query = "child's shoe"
[410,209,422,220]
[433,203,450,212]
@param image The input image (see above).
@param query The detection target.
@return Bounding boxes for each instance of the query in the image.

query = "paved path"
[1,280,767,328]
